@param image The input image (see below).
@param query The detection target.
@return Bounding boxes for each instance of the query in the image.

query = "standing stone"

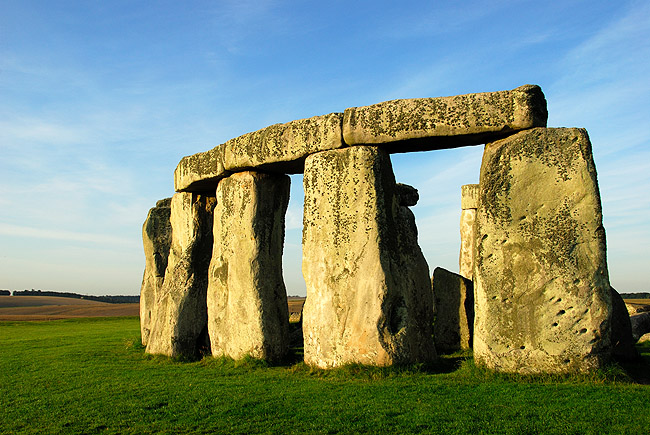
[146,192,216,358]
[630,313,650,342]
[140,198,172,346]
[474,127,612,374]
[302,146,436,368]
[432,267,474,353]
[459,184,479,280]
[207,171,291,361]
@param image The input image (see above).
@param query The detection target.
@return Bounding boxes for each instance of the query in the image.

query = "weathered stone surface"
[432,267,474,353]
[207,171,291,361]
[302,146,436,368]
[146,192,216,358]
[630,312,650,342]
[474,127,612,374]
[174,113,343,192]
[626,302,650,315]
[174,146,231,192]
[459,184,479,280]
[460,184,479,210]
[396,183,419,206]
[343,85,547,150]
[610,287,638,360]
[639,333,650,343]
[139,198,172,346]
[224,112,343,174]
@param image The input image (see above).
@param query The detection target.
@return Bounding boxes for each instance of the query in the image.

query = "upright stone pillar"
[302,146,436,368]
[146,192,216,358]
[207,171,291,361]
[432,267,474,353]
[474,127,612,373]
[139,198,172,346]
[459,184,478,280]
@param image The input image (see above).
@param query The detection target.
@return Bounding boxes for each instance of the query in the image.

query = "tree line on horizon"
[3,289,139,304]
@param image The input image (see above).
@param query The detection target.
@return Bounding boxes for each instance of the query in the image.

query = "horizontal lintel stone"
[174,112,343,192]
[223,112,344,173]
[342,85,548,151]
[174,146,231,193]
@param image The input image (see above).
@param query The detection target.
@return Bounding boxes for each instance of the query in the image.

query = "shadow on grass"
[617,341,650,384]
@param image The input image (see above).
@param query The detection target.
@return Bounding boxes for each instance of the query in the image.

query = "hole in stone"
[552,322,558,327]
[556,298,562,303]
[564,359,571,364]
[520,345,525,350]
[557,310,566,316]
[579,328,587,334]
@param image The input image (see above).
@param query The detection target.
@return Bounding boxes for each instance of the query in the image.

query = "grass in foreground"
[1,317,649,434]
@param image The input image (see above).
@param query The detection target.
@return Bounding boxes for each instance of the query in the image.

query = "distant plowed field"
[0,296,139,321]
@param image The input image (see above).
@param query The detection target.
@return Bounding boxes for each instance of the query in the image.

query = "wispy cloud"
[0,223,137,247]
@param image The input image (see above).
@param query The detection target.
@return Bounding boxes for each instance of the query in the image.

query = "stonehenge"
[141,84,625,373]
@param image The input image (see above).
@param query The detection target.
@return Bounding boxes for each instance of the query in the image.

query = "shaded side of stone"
[343,85,547,150]
[302,146,436,368]
[207,171,291,361]
[631,313,650,342]
[146,192,216,358]
[474,127,612,374]
[610,287,638,360]
[223,113,344,174]
[140,199,172,346]
[396,183,419,206]
[432,267,474,353]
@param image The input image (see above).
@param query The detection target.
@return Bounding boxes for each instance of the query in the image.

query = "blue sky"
[1,0,648,296]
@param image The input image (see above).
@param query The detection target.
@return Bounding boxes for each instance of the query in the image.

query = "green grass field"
[1,317,649,434]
